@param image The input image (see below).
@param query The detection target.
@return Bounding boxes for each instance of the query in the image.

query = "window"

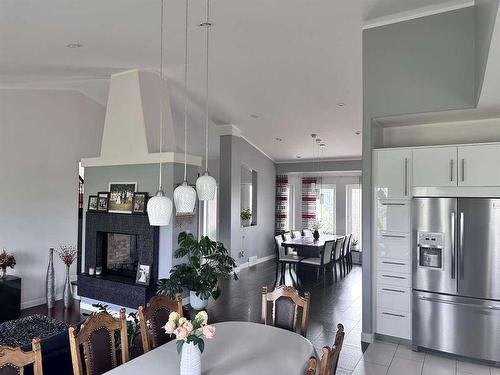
[200,187,218,239]
[316,184,336,235]
[346,183,362,249]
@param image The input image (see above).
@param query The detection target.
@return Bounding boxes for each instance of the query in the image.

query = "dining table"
[104,321,316,375]
[282,234,344,283]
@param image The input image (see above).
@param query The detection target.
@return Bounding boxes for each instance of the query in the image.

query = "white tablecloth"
[104,321,316,375]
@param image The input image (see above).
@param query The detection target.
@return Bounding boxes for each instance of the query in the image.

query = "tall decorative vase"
[46,248,55,309]
[180,342,201,375]
[63,264,72,309]
[0,268,6,279]
[313,230,320,241]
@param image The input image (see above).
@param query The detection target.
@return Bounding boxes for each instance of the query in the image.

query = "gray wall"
[0,89,104,308]
[362,8,477,337]
[476,0,500,100]
[276,159,362,174]
[83,163,199,280]
[219,135,276,265]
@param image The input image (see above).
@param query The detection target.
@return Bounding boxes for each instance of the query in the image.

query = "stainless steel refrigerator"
[413,198,500,363]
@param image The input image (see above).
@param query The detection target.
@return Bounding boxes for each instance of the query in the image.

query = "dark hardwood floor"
[21,259,362,374]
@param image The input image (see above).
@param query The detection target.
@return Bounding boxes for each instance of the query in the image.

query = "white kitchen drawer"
[376,200,410,233]
[377,285,411,312]
[377,271,411,288]
[376,308,411,340]
[376,233,410,261]
[377,257,410,274]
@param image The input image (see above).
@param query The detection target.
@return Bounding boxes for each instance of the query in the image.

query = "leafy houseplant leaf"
[177,340,184,354]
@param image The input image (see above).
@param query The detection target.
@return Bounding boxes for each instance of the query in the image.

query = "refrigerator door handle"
[451,211,456,279]
[418,295,498,310]
[459,212,464,280]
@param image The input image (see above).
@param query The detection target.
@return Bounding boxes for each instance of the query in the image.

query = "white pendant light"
[174,0,197,214]
[196,0,217,201]
[148,0,173,226]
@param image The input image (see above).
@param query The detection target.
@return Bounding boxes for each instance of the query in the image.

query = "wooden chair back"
[69,309,129,375]
[261,285,310,337]
[319,324,345,375]
[138,294,183,353]
[0,338,43,375]
[305,356,317,375]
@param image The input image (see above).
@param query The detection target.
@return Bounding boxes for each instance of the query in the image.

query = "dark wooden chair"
[274,235,303,287]
[319,324,345,375]
[298,240,336,287]
[342,234,352,275]
[138,294,183,353]
[261,285,310,337]
[0,338,43,375]
[69,309,129,375]
[305,356,317,375]
[332,237,346,282]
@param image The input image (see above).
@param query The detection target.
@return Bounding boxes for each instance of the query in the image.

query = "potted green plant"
[158,232,238,310]
[352,238,359,250]
[240,208,252,227]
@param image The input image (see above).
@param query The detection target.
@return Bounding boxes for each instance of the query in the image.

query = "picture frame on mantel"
[97,192,110,212]
[132,192,148,215]
[108,182,137,214]
[88,196,98,211]
[136,264,151,285]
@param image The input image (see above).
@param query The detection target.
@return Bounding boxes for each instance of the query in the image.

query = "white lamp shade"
[174,182,197,214]
[147,194,173,226]
[196,173,217,201]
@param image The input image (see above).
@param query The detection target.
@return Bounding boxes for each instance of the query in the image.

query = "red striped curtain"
[302,177,317,229]
[275,175,289,234]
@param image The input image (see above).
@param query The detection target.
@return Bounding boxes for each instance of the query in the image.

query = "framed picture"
[132,192,148,214]
[88,196,99,211]
[136,264,151,285]
[97,192,110,212]
[108,182,137,214]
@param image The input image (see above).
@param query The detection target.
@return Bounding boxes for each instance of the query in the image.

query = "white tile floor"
[342,341,499,375]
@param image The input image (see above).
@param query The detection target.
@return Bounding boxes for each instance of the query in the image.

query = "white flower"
[195,311,208,326]
[164,321,176,334]
[183,321,193,333]
[178,317,187,326]
[168,312,180,323]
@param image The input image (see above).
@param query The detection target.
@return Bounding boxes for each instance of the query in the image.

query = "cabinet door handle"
[450,159,454,182]
[461,158,465,182]
[382,312,406,318]
[404,158,408,196]
[382,274,406,280]
[382,288,405,293]
[382,261,405,266]
[381,234,406,239]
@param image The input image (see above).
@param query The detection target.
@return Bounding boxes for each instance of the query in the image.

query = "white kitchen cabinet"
[458,144,500,187]
[413,147,457,187]
[374,149,412,199]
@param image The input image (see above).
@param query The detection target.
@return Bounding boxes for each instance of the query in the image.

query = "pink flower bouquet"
[164,311,215,353]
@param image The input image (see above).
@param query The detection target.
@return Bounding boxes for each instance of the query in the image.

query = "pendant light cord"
[183,0,189,181]
[158,0,165,190]
[204,0,211,172]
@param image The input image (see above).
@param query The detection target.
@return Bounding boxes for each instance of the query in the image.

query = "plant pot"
[190,291,209,310]
[241,219,251,227]
[180,341,201,375]
[313,230,320,240]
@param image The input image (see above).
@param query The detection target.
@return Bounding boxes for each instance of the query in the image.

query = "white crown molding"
[363,0,474,30]
[216,124,275,162]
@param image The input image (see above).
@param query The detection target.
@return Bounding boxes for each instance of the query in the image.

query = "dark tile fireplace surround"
[78,212,159,308]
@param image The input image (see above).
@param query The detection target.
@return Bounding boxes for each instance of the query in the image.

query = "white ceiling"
[0,0,488,162]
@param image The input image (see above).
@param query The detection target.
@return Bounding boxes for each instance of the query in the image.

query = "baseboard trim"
[21,297,48,310]
[235,254,275,273]
[361,332,375,344]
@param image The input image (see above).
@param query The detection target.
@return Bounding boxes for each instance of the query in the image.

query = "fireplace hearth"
[79,212,159,308]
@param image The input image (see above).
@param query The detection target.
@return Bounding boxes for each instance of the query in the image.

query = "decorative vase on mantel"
[46,248,56,309]
[63,265,73,309]
[180,342,202,375]
[313,230,320,241]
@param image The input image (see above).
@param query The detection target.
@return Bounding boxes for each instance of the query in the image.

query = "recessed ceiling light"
[275,137,283,142]
[296,155,302,159]
[355,131,361,135]
[311,133,317,138]
[250,114,259,119]
[315,138,322,143]
[337,102,345,107]
[66,43,83,48]
[319,143,326,148]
